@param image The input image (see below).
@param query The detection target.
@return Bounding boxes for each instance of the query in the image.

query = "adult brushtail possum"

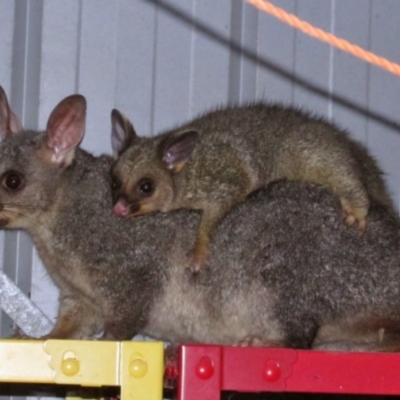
[1,86,400,353]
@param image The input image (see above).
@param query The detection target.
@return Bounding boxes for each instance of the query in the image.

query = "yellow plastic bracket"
[120,341,164,400]
[0,339,53,383]
[44,340,119,386]
[0,339,165,400]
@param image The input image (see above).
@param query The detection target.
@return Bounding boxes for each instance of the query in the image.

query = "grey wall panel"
[0,0,14,94]
[188,1,231,117]
[152,0,194,133]
[11,0,43,130]
[114,0,157,135]
[38,1,80,127]
[228,0,258,104]
[292,2,333,117]
[78,0,119,154]
[367,1,400,210]
[256,0,296,103]
[331,0,371,143]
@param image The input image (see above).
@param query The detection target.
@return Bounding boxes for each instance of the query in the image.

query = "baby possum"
[111,105,394,270]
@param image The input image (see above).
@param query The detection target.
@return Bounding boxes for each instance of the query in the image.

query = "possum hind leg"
[309,160,370,231]
[312,316,400,352]
[306,167,369,231]
[283,129,370,231]
[294,170,369,231]
[321,165,370,231]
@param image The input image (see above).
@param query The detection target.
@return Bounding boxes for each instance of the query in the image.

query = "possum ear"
[111,109,137,157]
[45,94,86,167]
[0,86,23,139]
[161,130,200,173]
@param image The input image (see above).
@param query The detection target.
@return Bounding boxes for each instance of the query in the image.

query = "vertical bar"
[120,341,164,400]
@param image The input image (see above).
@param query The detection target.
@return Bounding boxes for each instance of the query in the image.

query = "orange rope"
[246,0,400,77]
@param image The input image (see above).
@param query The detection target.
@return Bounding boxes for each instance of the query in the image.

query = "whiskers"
[1,203,43,224]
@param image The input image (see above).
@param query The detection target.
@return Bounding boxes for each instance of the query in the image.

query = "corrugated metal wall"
[1,0,400,397]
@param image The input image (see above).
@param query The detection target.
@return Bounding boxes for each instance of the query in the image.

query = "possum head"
[111,108,199,217]
[0,86,86,230]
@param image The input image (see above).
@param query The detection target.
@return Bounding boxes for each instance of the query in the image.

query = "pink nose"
[113,198,130,217]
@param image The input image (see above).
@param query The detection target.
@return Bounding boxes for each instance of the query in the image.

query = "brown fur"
[111,104,395,268]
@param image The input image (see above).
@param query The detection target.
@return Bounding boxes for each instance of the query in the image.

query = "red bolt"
[264,359,281,382]
[195,356,214,380]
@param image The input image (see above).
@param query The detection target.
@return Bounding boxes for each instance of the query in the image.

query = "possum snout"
[113,196,141,217]
[113,197,130,217]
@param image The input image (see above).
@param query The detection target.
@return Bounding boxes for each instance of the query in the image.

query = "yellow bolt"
[129,358,148,378]
[61,358,80,376]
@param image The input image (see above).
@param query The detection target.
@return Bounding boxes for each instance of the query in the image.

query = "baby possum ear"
[111,109,137,157]
[0,86,23,139]
[161,130,200,173]
[45,94,86,167]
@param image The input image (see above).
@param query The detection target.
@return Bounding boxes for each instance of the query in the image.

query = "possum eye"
[138,178,154,196]
[111,176,121,191]
[2,171,24,191]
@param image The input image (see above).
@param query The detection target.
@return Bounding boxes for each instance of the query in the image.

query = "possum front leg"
[42,291,104,339]
[190,204,233,272]
[101,321,137,340]
[101,302,143,340]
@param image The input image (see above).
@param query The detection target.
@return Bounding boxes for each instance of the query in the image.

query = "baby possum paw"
[188,243,210,273]
[340,200,368,232]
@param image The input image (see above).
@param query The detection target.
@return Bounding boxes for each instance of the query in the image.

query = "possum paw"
[341,200,368,232]
[188,245,210,273]
[344,213,367,232]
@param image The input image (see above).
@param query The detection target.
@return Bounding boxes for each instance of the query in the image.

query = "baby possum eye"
[137,178,154,196]
[2,171,24,191]
[111,176,121,191]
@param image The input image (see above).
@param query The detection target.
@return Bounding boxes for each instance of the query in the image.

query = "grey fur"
[0,89,400,350]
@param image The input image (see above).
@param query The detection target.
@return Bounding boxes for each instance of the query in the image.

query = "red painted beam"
[177,345,400,400]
